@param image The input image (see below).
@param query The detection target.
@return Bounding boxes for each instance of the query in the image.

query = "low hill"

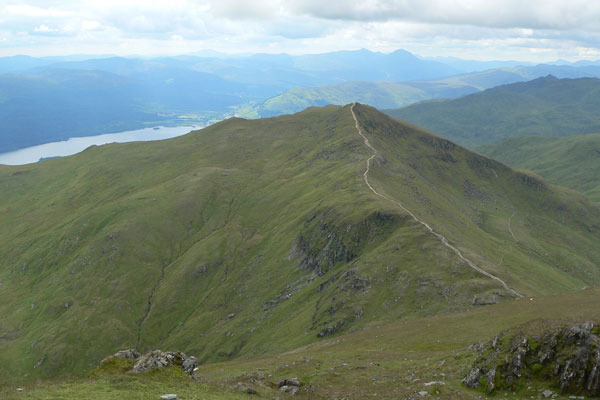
[479,134,600,203]
[386,75,600,147]
[1,104,599,383]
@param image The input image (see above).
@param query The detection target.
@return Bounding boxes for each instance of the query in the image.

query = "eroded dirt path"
[350,103,523,298]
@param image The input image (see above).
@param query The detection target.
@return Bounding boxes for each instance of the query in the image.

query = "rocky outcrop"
[290,209,399,276]
[463,321,600,396]
[278,377,302,395]
[101,349,197,376]
[131,350,198,375]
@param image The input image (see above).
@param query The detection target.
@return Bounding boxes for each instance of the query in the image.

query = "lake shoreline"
[0,125,201,166]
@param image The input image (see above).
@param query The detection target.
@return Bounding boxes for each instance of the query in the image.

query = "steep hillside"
[1,104,599,383]
[386,76,600,147]
[479,134,600,203]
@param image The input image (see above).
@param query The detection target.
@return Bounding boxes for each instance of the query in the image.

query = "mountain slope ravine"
[350,103,523,298]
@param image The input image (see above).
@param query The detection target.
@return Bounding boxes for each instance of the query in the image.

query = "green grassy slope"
[353,105,600,295]
[386,76,600,147]
[5,288,600,399]
[479,134,600,203]
[0,104,599,384]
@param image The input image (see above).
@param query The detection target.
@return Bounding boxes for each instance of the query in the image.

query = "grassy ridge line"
[351,103,523,298]
[353,103,600,296]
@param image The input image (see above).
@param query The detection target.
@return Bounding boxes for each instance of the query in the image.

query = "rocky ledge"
[463,321,600,396]
[101,349,198,376]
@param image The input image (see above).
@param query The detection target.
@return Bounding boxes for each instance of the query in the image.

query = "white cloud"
[81,20,102,31]
[209,0,281,20]
[33,24,58,33]
[1,0,600,62]
[4,4,72,18]
[286,0,600,31]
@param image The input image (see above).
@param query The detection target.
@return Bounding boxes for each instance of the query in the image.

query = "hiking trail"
[350,103,523,298]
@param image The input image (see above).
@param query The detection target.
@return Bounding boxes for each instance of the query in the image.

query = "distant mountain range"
[0,49,460,153]
[3,50,600,154]
[386,75,600,147]
[253,65,600,118]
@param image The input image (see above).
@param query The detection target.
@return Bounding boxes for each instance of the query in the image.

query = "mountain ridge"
[351,103,522,298]
[0,104,599,383]
[386,76,600,147]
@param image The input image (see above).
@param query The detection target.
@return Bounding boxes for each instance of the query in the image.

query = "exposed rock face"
[290,210,398,276]
[101,349,197,376]
[131,350,198,375]
[462,321,600,396]
[278,377,301,387]
[278,377,302,395]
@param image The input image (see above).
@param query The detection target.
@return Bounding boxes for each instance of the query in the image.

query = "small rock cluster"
[278,377,302,395]
[462,321,600,396]
[102,349,198,376]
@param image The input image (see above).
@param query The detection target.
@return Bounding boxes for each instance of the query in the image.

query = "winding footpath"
[350,103,523,298]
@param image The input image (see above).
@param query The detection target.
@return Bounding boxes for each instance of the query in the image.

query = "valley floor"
[3,288,599,399]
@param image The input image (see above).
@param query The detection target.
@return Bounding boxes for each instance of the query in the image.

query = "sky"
[1,0,600,61]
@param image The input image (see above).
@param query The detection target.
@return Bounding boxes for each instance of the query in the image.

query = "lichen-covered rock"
[280,385,300,395]
[463,321,600,397]
[130,350,197,376]
[278,377,301,387]
[182,355,198,375]
[461,367,481,388]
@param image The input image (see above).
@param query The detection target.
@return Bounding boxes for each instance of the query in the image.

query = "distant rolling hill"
[253,80,480,117]
[250,64,600,118]
[1,104,599,382]
[479,134,600,203]
[4,53,600,154]
[0,49,460,153]
[386,75,600,147]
